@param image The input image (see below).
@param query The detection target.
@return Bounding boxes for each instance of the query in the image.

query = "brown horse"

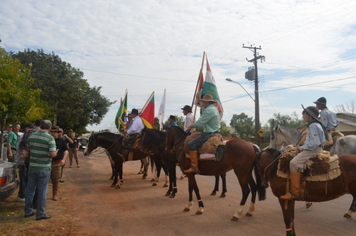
[164,126,265,220]
[255,148,356,236]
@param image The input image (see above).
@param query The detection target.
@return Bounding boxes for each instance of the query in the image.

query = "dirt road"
[1,151,356,235]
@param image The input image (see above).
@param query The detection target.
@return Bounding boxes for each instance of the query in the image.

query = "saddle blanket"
[184,132,224,154]
[277,145,341,181]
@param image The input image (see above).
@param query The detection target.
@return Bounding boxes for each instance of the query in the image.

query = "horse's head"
[166,126,187,152]
[84,131,98,156]
[269,125,285,150]
[256,149,281,188]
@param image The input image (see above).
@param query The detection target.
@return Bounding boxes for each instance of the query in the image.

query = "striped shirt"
[27,130,56,171]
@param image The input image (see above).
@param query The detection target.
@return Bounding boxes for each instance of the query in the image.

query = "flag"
[158,89,166,131]
[140,92,155,129]
[201,56,223,118]
[114,90,128,132]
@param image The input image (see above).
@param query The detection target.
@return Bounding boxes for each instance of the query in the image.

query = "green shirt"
[27,130,56,171]
[193,104,221,133]
[7,131,18,149]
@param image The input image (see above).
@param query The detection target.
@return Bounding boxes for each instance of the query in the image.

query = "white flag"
[158,89,166,131]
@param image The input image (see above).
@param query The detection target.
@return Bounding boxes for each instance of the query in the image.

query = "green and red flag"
[115,90,128,132]
[140,92,155,129]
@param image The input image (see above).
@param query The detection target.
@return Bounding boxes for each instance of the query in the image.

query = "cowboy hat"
[50,125,61,132]
[200,94,216,103]
[301,105,319,120]
[181,105,192,112]
[313,97,327,105]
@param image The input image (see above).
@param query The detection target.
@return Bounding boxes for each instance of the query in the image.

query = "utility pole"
[243,44,265,147]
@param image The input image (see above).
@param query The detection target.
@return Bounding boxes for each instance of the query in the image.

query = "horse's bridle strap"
[261,153,281,180]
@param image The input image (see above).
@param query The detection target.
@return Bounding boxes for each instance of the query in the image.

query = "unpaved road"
[2,151,355,235]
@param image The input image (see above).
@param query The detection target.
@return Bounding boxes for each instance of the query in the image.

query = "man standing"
[162,115,178,132]
[68,132,80,168]
[58,128,72,182]
[181,105,194,132]
[2,124,12,162]
[185,95,221,174]
[23,120,56,220]
[50,126,68,201]
[313,97,339,131]
[7,123,20,163]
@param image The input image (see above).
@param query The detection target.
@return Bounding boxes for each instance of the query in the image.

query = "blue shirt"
[163,122,178,132]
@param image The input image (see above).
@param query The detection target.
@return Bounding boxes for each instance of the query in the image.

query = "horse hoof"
[169,194,175,198]
[163,184,168,187]
[306,202,313,209]
[180,176,185,180]
[245,212,253,217]
[165,192,170,197]
[196,210,203,215]
[211,191,216,196]
[231,216,239,221]
[344,213,352,218]
[115,185,121,189]
[152,183,157,186]
[220,193,226,198]
[150,179,155,182]
[142,176,147,180]
[183,208,190,212]
[109,177,114,180]
[110,184,115,188]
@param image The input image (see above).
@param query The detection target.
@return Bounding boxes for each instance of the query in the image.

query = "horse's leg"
[141,158,148,179]
[115,162,123,189]
[162,163,169,188]
[245,173,257,216]
[152,161,161,186]
[220,173,227,198]
[183,176,194,212]
[344,199,356,218]
[232,171,251,221]
[111,164,119,188]
[211,175,219,196]
[279,199,296,236]
[110,164,115,180]
[138,159,144,174]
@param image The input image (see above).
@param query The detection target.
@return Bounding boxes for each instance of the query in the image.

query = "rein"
[141,130,166,154]
[260,153,282,180]
[106,138,121,151]
[170,131,188,153]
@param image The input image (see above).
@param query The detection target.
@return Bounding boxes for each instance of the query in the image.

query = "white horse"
[269,125,356,217]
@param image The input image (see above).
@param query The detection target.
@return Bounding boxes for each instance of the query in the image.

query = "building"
[336,113,356,135]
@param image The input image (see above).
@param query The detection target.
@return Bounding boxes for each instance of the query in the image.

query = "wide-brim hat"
[301,105,319,120]
[169,115,176,120]
[50,125,61,132]
[200,94,216,103]
[313,97,327,105]
[181,105,192,112]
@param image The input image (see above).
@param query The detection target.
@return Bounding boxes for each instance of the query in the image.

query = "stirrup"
[184,167,200,174]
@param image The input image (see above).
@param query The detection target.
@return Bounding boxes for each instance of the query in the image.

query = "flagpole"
[117,89,128,134]
[141,91,154,113]
[192,51,205,124]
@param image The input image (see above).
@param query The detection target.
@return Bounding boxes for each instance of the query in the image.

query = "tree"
[334,100,356,114]
[264,112,304,131]
[220,121,231,137]
[230,113,255,140]
[11,49,115,132]
[0,47,43,157]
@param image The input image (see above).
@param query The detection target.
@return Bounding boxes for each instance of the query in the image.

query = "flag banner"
[140,92,155,129]
[201,56,223,118]
[158,89,166,131]
[115,90,128,132]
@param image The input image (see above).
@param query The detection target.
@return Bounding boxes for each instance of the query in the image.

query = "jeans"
[18,165,28,198]
[188,132,217,151]
[25,169,51,218]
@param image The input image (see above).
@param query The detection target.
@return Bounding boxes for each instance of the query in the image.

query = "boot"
[184,151,199,174]
[280,172,301,200]
[52,181,59,201]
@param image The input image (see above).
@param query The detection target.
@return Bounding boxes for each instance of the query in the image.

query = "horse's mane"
[94,132,123,140]
[258,148,281,178]
[144,128,166,141]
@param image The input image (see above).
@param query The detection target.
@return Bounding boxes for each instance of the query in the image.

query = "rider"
[122,108,144,153]
[185,94,221,174]
[313,97,338,131]
[181,105,194,132]
[281,105,327,200]
[162,115,178,133]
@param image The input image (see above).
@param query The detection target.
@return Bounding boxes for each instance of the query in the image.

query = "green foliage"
[11,49,115,132]
[230,113,255,140]
[264,112,304,131]
[220,121,231,137]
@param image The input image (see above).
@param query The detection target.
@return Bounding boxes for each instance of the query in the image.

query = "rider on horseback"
[122,108,144,158]
[314,97,339,131]
[185,94,221,174]
[281,105,328,200]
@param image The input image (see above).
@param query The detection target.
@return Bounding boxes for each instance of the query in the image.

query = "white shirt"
[127,116,144,135]
[320,108,338,131]
[184,112,194,131]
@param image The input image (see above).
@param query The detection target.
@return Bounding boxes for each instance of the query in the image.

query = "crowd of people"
[1,119,81,220]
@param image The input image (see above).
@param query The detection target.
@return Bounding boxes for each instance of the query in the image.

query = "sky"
[1,0,356,132]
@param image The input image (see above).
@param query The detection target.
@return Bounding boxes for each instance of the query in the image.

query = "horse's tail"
[253,148,266,201]
[149,156,156,174]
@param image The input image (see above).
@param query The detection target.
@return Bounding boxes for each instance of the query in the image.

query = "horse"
[84,132,151,188]
[140,126,265,220]
[270,125,356,216]
[255,148,356,236]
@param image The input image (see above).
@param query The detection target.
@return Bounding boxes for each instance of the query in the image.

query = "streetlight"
[225,78,255,102]
[226,78,261,147]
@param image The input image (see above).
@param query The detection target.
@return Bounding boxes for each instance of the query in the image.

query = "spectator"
[23,120,56,220]
[68,132,80,168]
[7,123,20,163]
[16,123,34,202]
[50,126,68,201]
[2,124,12,162]
[58,129,72,182]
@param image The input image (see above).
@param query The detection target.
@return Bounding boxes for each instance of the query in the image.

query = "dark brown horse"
[84,132,153,188]
[140,126,265,220]
[255,148,356,236]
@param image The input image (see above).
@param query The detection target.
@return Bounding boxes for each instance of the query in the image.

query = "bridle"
[167,128,189,153]
[259,152,281,181]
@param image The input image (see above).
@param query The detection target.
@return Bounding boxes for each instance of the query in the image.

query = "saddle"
[277,145,341,181]
[184,132,226,162]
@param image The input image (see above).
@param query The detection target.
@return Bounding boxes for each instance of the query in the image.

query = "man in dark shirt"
[68,132,80,168]
[50,126,68,201]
